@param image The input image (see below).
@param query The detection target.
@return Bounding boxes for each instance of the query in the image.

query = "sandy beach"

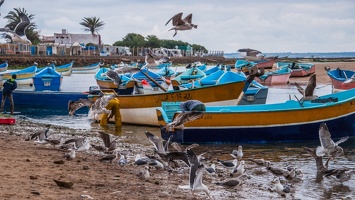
[0,61,354,200]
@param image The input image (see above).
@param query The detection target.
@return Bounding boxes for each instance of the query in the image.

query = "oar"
[142,71,167,92]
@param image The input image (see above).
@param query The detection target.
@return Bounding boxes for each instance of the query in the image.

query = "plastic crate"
[0,118,16,125]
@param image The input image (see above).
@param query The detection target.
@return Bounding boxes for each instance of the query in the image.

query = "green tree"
[79,16,105,35]
[113,33,145,47]
[145,35,161,48]
[2,8,39,44]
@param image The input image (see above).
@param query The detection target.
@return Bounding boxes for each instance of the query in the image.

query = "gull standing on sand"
[165,12,198,37]
[231,145,244,160]
[232,160,245,177]
[137,166,150,180]
[272,177,291,197]
[64,148,76,160]
[316,122,349,158]
[30,125,51,144]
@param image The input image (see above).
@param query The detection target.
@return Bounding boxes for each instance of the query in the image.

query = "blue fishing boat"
[33,67,63,91]
[95,67,137,95]
[72,61,101,74]
[1,66,37,85]
[51,61,74,76]
[156,89,355,144]
[325,67,355,91]
[276,62,315,77]
[0,60,8,72]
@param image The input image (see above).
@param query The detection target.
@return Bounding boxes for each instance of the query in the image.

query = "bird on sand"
[64,137,91,151]
[316,122,349,158]
[30,125,51,143]
[294,74,317,100]
[64,148,76,160]
[231,145,244,160]
[232,160,245,177]
[44,137,63,148]
[0,12,32,44]
[137,166,150,180]
[205,164,216,174]
[165,12,198,37]
[217,158,238,172]
[98,131,118,152]
[272,177,291,197]
[323,168,355,184]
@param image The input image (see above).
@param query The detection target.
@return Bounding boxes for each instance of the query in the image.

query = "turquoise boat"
[0,61,8,72]
[72,61,101,74]
[1,66,37,85]
[156,89,355,144]
[276,62,315,77]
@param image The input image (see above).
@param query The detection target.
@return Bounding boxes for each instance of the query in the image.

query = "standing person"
[1,74,17,115]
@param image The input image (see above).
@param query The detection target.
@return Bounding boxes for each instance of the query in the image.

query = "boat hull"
[88,81,246,126]
[158,89,355,144]
[0,90,89,115]
[254,73,291,85]
[72,62,100,74]
[327,69,355,90]
[1,66,37,85]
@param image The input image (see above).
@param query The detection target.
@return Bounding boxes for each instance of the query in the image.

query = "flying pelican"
[0,12,32,44]
[165,12,198,37]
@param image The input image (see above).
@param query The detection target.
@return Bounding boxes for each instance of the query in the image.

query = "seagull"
[215,174,249,187]
[98,131,118,152]
[30,125,51,143]
[64,149,76,160]
[324,168,355,184]
[143,53,170,68]
[294,74,318,100]
[232,160,245,177]
[137,166,150,180]
[165,12,198,37]
[165,111,204,132]
[248,158,270,168]
[231,145,243,160]
[342,74,355,85]
[105,69,122,86]
[64,137,91,152]
[205,164,216,174]
[118,154,128,166]
[0,12,32,44]
[192,164,211,199]
[134,154,151,166]
[272,177,291,197]
[217,158,238,172]
[99,151,119,163]
[316,122,349,158]
[144,131,168,154]
[0,0,4,7]
[148,159,165,170]
[44,138,63,148]
[68,98,93,116]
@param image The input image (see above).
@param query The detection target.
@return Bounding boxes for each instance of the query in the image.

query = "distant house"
[53,29,101,45]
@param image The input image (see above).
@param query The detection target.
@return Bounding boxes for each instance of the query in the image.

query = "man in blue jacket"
[1,74,17,115]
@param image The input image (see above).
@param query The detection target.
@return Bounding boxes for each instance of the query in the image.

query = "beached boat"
[0,61,8,72]
[72,62,101,74]
[0,66,37,85]
[0,90,89,115]
[94,67,137,95]
[253,58,277,69]
[171,66,206,88]
[156,88,355,144]
[52,61,74,76]
[254,67,292,85]
[33,67,63,91]
[325,67,355,91]
[276,62,315,77]
[86,79,247,126]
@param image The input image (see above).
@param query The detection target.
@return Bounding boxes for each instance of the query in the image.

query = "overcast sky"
[1,0,354,53]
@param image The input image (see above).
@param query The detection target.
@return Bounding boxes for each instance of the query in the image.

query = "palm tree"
[2,7,39,44]
[79,17,105,35]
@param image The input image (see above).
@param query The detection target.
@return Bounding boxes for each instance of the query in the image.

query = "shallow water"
[10,72,355,199]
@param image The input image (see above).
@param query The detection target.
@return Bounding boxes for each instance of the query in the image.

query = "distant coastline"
[224,52,355,59]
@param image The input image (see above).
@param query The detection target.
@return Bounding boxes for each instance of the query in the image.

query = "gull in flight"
[0,12,32,44]
[294,74,318,101]
[316,122,349,159]
[165,12,198,37]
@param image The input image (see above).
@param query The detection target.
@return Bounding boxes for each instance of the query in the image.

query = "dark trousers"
[1,93,14,114]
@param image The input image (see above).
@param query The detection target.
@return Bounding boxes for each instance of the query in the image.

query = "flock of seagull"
[25,120,354,199]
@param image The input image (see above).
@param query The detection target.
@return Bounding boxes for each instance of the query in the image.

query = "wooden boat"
[87,80,247,126]
[94,67,137,95]
[0,61,8,72]
[52,61,74,76]
[254,67,292,85]
[276,62,315,77]
[0,90,89,115]
[171,66,206,88]
[156,88,355,144]
[72,62,101,74]
[0,66,37,85]
[326,68,355,91]
[253,58,277,69]
[186,62,207,72]
[33,67,63,91]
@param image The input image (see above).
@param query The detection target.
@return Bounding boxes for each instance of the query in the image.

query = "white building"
[54,29,101,45]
